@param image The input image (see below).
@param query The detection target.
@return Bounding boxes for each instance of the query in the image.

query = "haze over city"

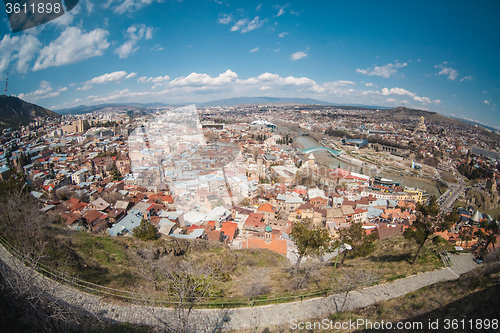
[0,0,499,127]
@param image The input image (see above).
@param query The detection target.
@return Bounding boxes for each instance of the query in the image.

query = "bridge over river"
[300,147,343,156]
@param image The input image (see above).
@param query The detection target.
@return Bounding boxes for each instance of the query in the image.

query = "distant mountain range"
[0,95,61,130]
[2,96,495,133]
[54,97,388,115]
[195,96,389,109]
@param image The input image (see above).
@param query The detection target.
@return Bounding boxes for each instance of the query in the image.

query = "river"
[297,135,440,197]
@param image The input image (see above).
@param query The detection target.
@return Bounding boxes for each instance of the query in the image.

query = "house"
[87,197,110,211]
[114,200,133,211]
[107,208,126,223]
[220,222,238,242]
[377,225,405,239]
[257,203,280,224]
[61,212,85,230]
[276,194,303,215]
[241,228,287,255]
[309,196,328,208]
[108,209,143,236]
[206,230,225,242]
[130,201,155,219]
[326,208,345,224]
[170,228,206,240]
[204,206,232,228]
[244,212,266,232]
[82,210,105,228]
[308,188,328,208]
[157,218,177,236]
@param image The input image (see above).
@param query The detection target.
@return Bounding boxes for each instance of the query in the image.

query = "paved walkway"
[0,244,478,331]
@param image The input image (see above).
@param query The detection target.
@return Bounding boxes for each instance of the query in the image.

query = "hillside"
[380,106,464,125]
[0,95,61,130]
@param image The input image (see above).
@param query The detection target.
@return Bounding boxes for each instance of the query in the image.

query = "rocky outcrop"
[465,188,500,211]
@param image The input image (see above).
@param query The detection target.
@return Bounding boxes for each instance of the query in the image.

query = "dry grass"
[41,226,454,301]
[317,263,500,333]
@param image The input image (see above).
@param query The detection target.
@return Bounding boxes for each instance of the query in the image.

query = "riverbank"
[296,135,441,197]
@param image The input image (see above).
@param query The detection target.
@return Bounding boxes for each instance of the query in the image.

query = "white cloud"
[70,70,431,107]
[278,32,288,38]
[250,47,259,53]
[78,71,136,90]
[386,98,397,103]
[356,62,407,78]
[149,75,170,83]
[137,75,170,84]
[0,34,42,74]
[15,35,41,73]
[89,71,129,84]
[413,96,431,104]
[291,50,308,61]
[145,28,153,40]
[256,4,262,10]
[85,0,94,14]
[170,70,237,87]
[17,80,67,102]
[273,4,289,16]
[218,14,232,24]
[230,17,266,33]
[460,75,473,82]
[434,62,458,80]
[365,82,373,87]
[151,44,163,51]
[33,27,109,71]
[113,0,163,14]
[381,87,416,97]
[381,86,438,106]
[115,24,153,58]
[50,4,80,27]
[103,0,114,9]
[483,100,490,105]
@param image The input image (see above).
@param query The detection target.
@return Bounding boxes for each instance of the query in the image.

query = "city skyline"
[0,0,499,127]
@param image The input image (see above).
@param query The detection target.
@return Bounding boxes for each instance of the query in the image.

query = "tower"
[417,116,427,132]
[264,225,272,244]
[308,153,315,166]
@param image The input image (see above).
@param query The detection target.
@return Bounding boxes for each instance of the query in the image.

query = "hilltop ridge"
[0,95,60,130]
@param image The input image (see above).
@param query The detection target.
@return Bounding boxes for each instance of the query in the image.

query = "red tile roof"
[244,213,265,229]
[220,222,238,241]
[242,236,287,255]
[257,203,276,213]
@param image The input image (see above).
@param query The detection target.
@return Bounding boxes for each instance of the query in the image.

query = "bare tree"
[0,250,105,332]
[336,269,379,311]
[134,246,160,292]
[133,259,231,333]
[243,268,271,296]
[0,191,104,332]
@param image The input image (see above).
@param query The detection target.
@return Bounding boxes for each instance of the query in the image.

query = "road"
[438,172,468,212]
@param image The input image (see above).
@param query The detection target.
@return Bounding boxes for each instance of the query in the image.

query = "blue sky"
[0,0,499,127]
